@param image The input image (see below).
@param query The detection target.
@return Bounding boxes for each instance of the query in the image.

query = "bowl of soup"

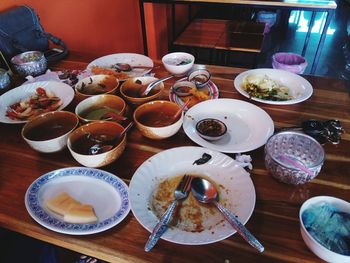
[75,94,126,123]
[120,76,164,105]
[133,100,183,140]
[162,52,194,75]
[67,121,127,168]
[74,74,119,101]
[22,111,79,153]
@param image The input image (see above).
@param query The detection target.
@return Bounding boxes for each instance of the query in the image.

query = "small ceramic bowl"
[11,51,47,77]
[196,118,227,141]
[67,121,126,168]
[75,94,126,123]
[188,69,211,88]
[299,196,350,263]
[22,111,79,153]
[172,80,196,97]
[133,100,183,140]
[264,131,325,185]
[162,52,194,75]
[120,76,164,105]
[74,74,119,101]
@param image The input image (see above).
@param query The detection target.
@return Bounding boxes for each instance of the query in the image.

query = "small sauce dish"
[172,81,196,97]
[188,69,211,88]
[196,118,227,141]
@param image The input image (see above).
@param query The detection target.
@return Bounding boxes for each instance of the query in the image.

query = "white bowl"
[22,111,79,153]
[299,196,350,263]
[133,100,183,140]
[162,52,194,75]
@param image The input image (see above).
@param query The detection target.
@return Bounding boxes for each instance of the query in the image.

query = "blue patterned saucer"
[25,167,130,235]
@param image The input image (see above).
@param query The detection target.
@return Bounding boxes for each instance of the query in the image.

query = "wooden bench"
[173,18,265,65]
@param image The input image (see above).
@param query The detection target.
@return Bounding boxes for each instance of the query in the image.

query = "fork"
[144,174,192,252]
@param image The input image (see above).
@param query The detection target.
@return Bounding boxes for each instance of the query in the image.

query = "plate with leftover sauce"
[183,99,274,153]
[0,81,74,124]
[86,53,153,81]
[129,146,256,245]
[25,167,130,235]
[234,68,313,105]
[169,77,219,110]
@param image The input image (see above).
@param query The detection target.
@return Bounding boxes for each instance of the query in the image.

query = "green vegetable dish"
[242,74,293,101]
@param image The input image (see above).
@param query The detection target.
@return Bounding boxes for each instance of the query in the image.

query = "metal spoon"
[112,63,153,72]
[88,122,133,155]
[140,75,175,96]
[191,177,264,253]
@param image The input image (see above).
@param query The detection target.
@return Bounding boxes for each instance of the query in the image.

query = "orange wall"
[0,1,192,60]
[0,0,144,58]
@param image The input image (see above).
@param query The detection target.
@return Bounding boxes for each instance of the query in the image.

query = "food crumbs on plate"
[46,192,98,224]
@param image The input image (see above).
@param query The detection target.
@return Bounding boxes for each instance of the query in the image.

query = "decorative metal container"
[264,131,325,185]
[0,68,10,90]
[11,51,47,77]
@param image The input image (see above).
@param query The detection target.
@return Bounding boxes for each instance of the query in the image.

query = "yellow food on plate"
[180,87,210,108]
[63,204,98,224]
[90,65,129,80]
[45,192,98,223]
[46,192,81,216]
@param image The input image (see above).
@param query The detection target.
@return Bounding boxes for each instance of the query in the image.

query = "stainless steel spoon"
[88,122,133,155]
[191,177,264,253]
[112,63,153,72]
[140,75,175,96]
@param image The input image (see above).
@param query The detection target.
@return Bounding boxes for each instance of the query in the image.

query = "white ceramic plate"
[87,53,153,80]
[183,98,274,153]
[0,81,74,124]
[234,68,313,105]
[169,77,219,110]
[25,167,130,235]
[129,146,256,245]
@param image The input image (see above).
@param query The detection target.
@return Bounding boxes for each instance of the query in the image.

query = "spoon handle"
[144,200,178,252]
[215,201,264,253]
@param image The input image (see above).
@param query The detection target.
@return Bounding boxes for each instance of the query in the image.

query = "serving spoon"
[88,122,134,155]
[112,63,153,72]
[191,177,264,253]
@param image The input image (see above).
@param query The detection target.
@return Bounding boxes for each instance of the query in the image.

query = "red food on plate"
[6,87,62,121]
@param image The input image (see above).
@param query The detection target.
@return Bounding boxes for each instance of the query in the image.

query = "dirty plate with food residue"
[129,146,256,245]
[86,53,153,81]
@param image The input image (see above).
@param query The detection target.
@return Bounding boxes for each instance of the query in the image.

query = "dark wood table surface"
[0,54,349,263]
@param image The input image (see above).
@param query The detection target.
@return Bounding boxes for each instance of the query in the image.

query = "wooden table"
[139,0,337,74]
[0,55,349,263]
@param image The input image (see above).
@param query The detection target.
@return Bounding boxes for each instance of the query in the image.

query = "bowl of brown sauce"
[196,118,227,141]
[67,121,127,168]
[120,76,164,105]
[22,111,79,153]
[133,100,183,140]
[75,94,126,123]
[74,74,119,101]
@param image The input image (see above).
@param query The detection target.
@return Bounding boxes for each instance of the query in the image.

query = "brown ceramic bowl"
[67,121,126,168]
[74,74,119,101]
[133,100,183,140]
[22,111,79,153]
[75,94,126,123]
[120,76,163,105]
